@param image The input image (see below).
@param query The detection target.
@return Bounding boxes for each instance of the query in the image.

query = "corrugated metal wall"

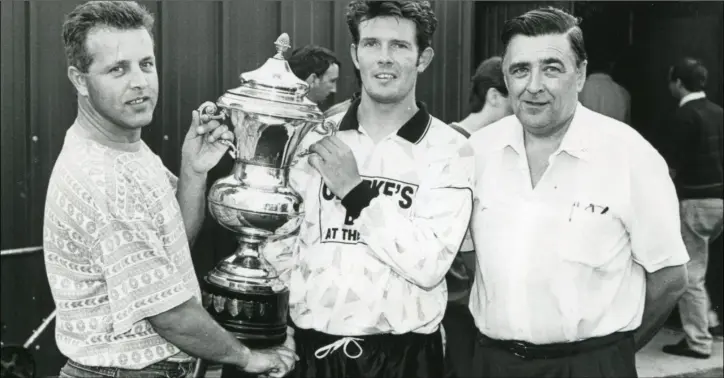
[473,1,574,64]
[0,1,473,374]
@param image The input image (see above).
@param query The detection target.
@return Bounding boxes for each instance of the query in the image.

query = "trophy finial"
[274,33,291,59]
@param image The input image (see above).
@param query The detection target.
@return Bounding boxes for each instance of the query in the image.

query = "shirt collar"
[337,98,432,144]
[679,91,706,107]
[503,102,590,160]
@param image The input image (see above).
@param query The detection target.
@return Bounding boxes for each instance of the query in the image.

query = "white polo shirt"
[266,100,474,336]
[468,103,689,344]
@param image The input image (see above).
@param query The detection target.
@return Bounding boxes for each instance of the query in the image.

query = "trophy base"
[202,276,290,349]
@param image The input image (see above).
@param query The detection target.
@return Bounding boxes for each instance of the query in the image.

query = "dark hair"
[346,1,438,53]
[469,57,507,113]
[501,7,587,67]
[288,45,341,81]
[62,1,154,73]
[670,57,708,92]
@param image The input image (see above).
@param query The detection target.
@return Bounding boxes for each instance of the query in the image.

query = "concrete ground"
[205,328,723,378]
[637,327,723,378]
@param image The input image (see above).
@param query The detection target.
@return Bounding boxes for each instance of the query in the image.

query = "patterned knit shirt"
[43,122,200,369]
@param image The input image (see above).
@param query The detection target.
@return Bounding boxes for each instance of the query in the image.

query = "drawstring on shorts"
[314,337,364,359]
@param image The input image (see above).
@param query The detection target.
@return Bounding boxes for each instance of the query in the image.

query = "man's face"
[309,63,339,104]
[352,16,432,104]
[503,33,586,135]
[81,27,158,129]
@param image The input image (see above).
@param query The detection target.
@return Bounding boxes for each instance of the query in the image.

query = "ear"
[305,73,318,86]
[416,47,434,73]
[486,88,502,108]
[350,43,360,70]
[67,66,89,97]
[576,60,588,92]
[675,78,685,90]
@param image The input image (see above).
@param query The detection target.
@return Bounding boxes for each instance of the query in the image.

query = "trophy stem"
[231,235,267,271]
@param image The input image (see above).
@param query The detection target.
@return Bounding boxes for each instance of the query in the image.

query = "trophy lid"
[218,33,323,121]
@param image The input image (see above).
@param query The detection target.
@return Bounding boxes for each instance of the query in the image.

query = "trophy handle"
[293,119,338,161]
[198,101,236,160]
[314,118,337,137]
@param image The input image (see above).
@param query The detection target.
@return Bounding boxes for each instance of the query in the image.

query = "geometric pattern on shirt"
[43,124,200,369]
[264,111,475,336]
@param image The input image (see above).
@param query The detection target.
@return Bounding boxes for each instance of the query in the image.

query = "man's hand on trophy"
[180,109,235,175]
[308,136,363,198]
[240,346,298,378]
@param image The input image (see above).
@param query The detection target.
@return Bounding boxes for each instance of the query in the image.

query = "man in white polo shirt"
[467,7,689,377]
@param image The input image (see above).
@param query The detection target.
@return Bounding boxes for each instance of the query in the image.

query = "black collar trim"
[337,99,432,144]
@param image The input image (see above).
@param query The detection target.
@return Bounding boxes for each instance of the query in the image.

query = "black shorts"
[220,325,444,378]
[290,325,443,378]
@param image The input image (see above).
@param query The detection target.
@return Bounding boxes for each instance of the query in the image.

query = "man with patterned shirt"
[247,2,474,378]
[44,2,297,377]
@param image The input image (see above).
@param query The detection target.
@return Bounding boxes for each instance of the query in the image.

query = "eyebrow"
[105,56,154,68]
[541,57,564,66]
[508,61,530,73]
[390,39,412,46]
[359,37,412,46]
[507,57,565,72]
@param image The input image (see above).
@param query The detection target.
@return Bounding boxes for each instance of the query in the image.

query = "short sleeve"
[628,141,689,273]
[98,217,193,336]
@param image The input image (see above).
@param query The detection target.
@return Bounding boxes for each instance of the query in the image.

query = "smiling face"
[77,26,158,130]
[503,33,586,136]
[351,16,433,105]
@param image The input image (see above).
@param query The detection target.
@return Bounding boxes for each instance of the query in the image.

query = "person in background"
[45,2,297,377]
[449,56,513,137]
[579,55,631,124]
[288,45,340,106]
[324,69,362,119]
[662,57,724,359]
[467,7,688,377]
[442,55,512,378]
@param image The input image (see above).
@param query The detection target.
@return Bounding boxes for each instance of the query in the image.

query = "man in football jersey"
[256,1,474,377]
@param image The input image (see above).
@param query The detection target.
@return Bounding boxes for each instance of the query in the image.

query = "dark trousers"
[442,303,476,378]
[470,331,637,378]
[221,325,444,378]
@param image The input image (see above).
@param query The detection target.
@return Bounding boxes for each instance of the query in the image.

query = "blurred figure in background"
[662,57,724,359]
[449,56,513,137]
[324,68,361,119]
[288,45,340,106]
[579,55,631,124]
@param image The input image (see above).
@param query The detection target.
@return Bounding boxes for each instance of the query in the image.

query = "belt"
[477,331,632,360]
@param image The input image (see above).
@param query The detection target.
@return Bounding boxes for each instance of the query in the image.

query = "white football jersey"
[265,100,475,335]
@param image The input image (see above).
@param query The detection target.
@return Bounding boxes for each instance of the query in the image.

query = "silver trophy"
[197,33,333,347]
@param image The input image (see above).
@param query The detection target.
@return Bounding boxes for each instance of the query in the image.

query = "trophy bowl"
[198,33,331,348]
